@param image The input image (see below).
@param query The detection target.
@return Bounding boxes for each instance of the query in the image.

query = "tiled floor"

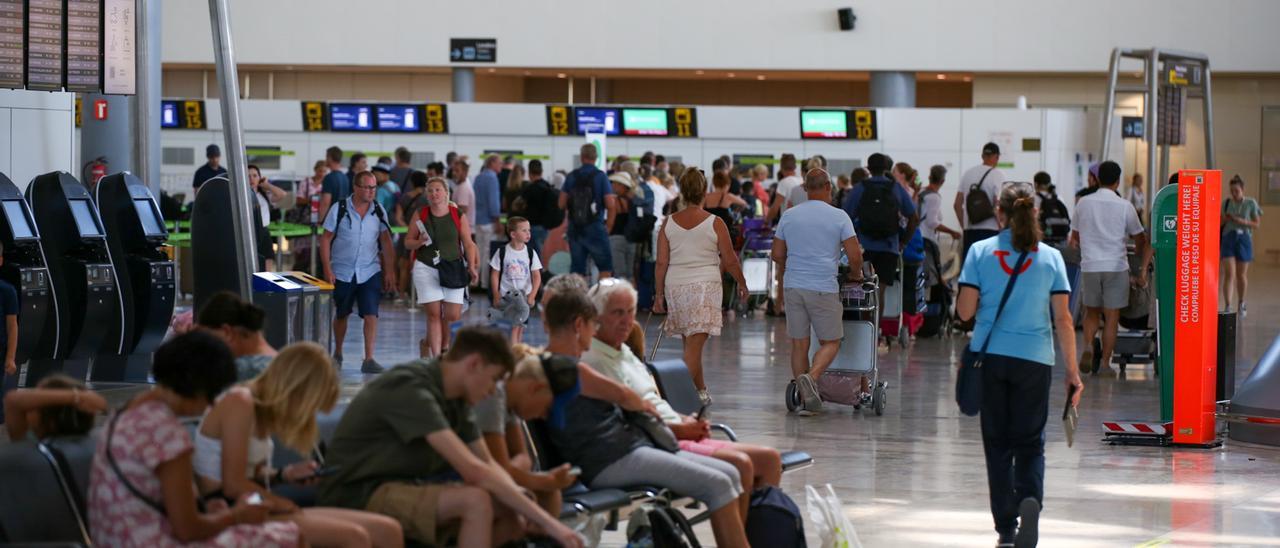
[83,263,1280,546]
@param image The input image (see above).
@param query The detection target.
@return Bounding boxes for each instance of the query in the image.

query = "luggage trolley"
[785,271,889,416]
[736,218,775,315]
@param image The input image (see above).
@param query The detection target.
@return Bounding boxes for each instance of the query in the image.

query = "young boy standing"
[489,216,542,343]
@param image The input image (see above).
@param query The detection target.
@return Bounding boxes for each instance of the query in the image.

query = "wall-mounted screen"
[575,107,620,136]
[133,198,164,237]
[64,0,102,93]
[0,1,24,90]
[301,101,328,131]
[2,200,33,239]
[376,104,422,132]
[622,108,669,137]
[800,110,849,139]
[26,0,64,91]
[329,103,374,132]
[69,199,103,237]
[160,100,180,128]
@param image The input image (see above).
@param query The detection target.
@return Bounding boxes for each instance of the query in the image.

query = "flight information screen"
[376,104,422,132]
[65,0,102,93]
[622,108,669,137]
[26,0,64,91]
[330,103,374,132]
[800,110,848,139]
[0,1,23,89]
[160,101,180,128]
[575,107,620,136]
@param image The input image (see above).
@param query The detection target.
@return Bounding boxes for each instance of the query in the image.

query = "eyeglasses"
[355,184,377,190]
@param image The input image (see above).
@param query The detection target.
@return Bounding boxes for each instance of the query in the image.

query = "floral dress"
[88,399,299,547]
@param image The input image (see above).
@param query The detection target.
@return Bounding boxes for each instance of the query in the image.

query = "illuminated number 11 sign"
[670,107,697,138]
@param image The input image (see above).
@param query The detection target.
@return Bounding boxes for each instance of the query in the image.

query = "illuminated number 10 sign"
[851,109,877,141]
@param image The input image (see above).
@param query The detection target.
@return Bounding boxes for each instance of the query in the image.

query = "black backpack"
[568,169,598,228]
[333,199,391,239]
[1039,191,1071,242]
[627,504,701,548]
[857,180,901,239]
[625,181,658,243]
[745,486,807,548]
[965,167,997,225]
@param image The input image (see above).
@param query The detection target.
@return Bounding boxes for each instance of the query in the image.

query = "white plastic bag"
[806,484,863,548]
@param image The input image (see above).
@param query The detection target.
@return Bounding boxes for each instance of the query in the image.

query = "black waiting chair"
[646,359,815,473]
[0,440,92,546]
[520,420,647,521]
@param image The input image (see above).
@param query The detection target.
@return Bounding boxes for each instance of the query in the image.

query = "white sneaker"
[796,374,823,412]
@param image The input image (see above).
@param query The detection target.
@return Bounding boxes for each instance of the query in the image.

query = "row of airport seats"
[0,358,812,546]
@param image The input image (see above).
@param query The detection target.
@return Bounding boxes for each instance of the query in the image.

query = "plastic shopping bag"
[805,484,863,548]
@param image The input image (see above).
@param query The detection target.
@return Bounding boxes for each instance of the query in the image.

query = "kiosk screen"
[133,198,164,236]
[622,108,669,136]
[575,107,620,135]
[69,199,103,237]
[800,110,848,139]
[2,200,33,239]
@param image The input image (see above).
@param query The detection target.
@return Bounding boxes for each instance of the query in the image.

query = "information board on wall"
[575,107,620,136]
[102,0,135,94]
[449,38,496,63]
[546,105,572,136]
[26,0,64,91]
[622,108,669,136]
[424,104,448,134]
[66,0,103,93]
[180,100,206,129]
[850,109,877,141]
[0,1,23,89]
[330,103,374,132]
[376,104,422,132]
[670,107,697,138]
[800,110,847,139]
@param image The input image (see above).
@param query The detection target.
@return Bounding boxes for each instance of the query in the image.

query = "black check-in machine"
[191,176,247,314]
[93,173,175,382]
[25,172,122,385]
[0,173,51,371]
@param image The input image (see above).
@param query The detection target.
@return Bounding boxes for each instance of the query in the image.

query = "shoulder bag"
[955,249,1029,416]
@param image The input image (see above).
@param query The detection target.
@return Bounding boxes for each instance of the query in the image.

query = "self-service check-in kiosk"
[283,271,333,352]
[191,176,247,314]
[252,272,302,349]
[0,173,51,383]
[93,173,175,382]
[25,172,122,385]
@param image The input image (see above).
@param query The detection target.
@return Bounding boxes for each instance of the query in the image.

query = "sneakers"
[1240,302,1248,318]
[698,390,713,407]
[796,373,823,413]
[361,358,385,374]
[1015,497,1040,548]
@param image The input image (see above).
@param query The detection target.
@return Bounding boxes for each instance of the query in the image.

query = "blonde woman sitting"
[193,342,404,548]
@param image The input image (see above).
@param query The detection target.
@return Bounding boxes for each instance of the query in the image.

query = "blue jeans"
[980,353,1051,537]
[568,222,613,275]
[530,225,549,257]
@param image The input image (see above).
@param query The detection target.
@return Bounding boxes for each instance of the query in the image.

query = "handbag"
[625,410,680,452]
[955,249,1029,416]
[424,207,470,289]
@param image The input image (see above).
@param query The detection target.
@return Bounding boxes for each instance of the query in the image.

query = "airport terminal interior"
[1,1,1280,546]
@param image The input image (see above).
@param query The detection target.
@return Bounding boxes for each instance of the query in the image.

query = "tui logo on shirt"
[994,250,1034,275]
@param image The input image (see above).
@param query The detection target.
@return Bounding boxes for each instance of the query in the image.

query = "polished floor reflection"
[96,264,1280,546]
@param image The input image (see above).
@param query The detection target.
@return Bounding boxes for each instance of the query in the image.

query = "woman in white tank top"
[654,169,749,406]
[194,342,404,548]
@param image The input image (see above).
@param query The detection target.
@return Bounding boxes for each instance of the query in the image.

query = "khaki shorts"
[1081,270,1129,310]
[784,288,844,341]
[366,482,460,545]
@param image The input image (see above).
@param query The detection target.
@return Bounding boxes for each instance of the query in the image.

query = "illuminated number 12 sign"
[547,106,572,136]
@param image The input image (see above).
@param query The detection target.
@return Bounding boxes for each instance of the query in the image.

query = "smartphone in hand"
[694,404,708,421]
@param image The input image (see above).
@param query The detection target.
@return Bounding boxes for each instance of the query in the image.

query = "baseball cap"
[982,142,1001,156]
[206,144,221,158]
[372,162,392,174]
[540,353,581,429]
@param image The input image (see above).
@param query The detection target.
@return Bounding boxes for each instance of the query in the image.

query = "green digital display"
[800,110,848,139]
[622,108,669,137]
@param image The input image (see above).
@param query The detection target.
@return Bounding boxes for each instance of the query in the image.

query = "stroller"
[785,265,889,416]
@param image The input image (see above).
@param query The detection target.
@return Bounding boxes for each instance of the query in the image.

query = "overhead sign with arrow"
[450,38,496,63]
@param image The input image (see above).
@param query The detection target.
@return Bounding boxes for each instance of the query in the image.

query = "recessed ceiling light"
[487,68,496,73]
[557,73,567,79]
[757,75,766,81]
[963,76,972,82]
[728,72,736,78]
[936,73,946,80]
[695,70,705,75]
[523,71,531,76]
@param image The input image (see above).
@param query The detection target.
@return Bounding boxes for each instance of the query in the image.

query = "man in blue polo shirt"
[843,153,919,319]
[474,154,505,290]
[321,171,396,374]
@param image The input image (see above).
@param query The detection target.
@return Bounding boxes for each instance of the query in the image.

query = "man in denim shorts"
[321,170,397,374]
[772,169,864,415]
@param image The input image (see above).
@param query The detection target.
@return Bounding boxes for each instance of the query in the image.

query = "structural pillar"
[132,0,162,196]
[869,71,916,108]
[80,94,133,183]
[452,67,475,103]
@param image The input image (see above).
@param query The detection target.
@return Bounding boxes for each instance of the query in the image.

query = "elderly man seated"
[582,278,782,520]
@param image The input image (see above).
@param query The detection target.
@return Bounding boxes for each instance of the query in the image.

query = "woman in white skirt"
[654,168,748,405]
[404,177,479,358]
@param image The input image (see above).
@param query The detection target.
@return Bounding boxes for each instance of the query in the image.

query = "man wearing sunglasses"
[320,170,397,374]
